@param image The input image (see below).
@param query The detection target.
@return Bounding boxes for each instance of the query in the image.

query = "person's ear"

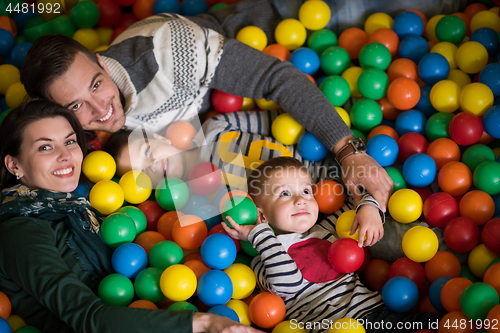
[152,133,172,145]
[5,155,23,178]
[257,207,267,223]
[96,53,112,76]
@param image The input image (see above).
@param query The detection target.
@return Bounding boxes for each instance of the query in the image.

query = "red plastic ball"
[423,192,458,228]
[397,132,428,163]
[363,258,391,291]
[355,247,371,274]
[211,89,243,113]
[111,26,128,43]
[97,0,122,28]
[388,257,425,288]
[248,292,286,329]
[449,112,483,146]
[482,218,500,254]
[138,200,167,231]
[113,0,136,7]
[188,162,222,196]
[120,13,139,27]
[443,217,480,253]
[328,238,365,273]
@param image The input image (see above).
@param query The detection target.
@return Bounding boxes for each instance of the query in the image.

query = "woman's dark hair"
[0,99,88,190]
[103,129,132,165]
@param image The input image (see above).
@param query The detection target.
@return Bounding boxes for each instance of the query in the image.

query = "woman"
[0,99,262,333]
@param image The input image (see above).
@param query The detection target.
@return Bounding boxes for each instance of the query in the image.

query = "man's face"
[47,52,126,133]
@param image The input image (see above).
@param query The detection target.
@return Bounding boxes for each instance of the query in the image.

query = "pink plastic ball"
[165,120,197,150]
[188,162,222,196]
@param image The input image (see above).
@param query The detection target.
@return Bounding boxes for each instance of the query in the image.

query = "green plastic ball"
[358,42,392,71]
[2,0,22,17]
[460,265,482,283]
[49,15,76,37]
[98,273,134,307]
[149,240,184,270]
[24,17,52,42]
[134,267,165,303]
[307,29,337,56]
[349,99,383,132]
[473,161,500,196]
[70,0,100,28]
[436,15,466,45]
[210,3,228,10]
[15,35,26,44]
[462,144,496,174]
[14,326,42,333]
[487,258,500,271]
[222,196,258,227]
[101,213,137,248]
[167,301,199,311]
[425,112,453,142]
[320,46,351,75]
[240,240,259,257]
[0,110,12,126]
[319,75,351,106]
[460,282,499,320]
[233,253,253,267]
[155,178,189,211]
[385,167,407,192]
[117,206,147,235]
[351,129,367,144]
[357,68,389,100]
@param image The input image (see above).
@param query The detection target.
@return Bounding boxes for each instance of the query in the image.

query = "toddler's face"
[257,167,319,234]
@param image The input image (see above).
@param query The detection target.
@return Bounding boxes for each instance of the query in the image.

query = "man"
[20,0,393,210]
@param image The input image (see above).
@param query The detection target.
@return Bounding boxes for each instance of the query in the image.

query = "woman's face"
[7,116,83,192]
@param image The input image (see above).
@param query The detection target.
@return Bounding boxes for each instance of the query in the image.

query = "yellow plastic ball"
[275,19,307,51]
[271,113,305,146]
[456,41,488,74]
[429,80,462,113]
[0,64,20,95]
[402,226,439,263]
[335,106,351,128]
[329,318,366,333]
[224,263,257,300]
[82,150,116,183]
[7,314,26,332]
[468,244,499,278]
[431,41,458,70]
[5,82,28,109]
[388,189,422,224]
[490,6,500,15]
[272,320,307,333]
[471,10,500,33]
[119,170,152,205]
[226,299,252,326]
[94,45,109,53]
[364,12,393,36]
[241,97,256,111]
[160,264,197,302]
[96,27,113,46]
[336,210,359,240]
[446,69,471,89]
[493,147,500,160]
[73,28,100,51]
[460,82,494,117]
[236,26,268,51]
[255,97,281,110]
[89,180,124,215]
[425,14,445,42]
[298,0,331,31]
[341,66,363,98]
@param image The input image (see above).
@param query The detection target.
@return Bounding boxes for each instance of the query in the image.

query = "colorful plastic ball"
[473,161,500,196]
[0,292,11,321]
[366,134,399,167]
[4,81,26,110]
[69,0,99,28]
[440,277,473,313]
[73,28,100,51]
[423,192,458,228]
[388,257,425,288]
[460,190,495,226]
[111,243,147,278]
[49,15,76,38]
[338,28,368,60]
[387,77,421,111]
[425,124,456,160]
[349,98,382,132]
[138,200,166,231]
[188,162,221,196]
[397,132,428,163]
[263,43,291,61]
[395,110,427,137]
[387,58,418,82]
[271,113,305,145]
[385,167,407,192]
[482,218,500,254]
[319,46,351,76]
[460,82,494,116]
[402,226,439,262]
[461,282,500,320]
[236,26,267,51]
[211,90,243,114]
[155,178,189,211]
[82,150,116,183]
[418,53,450,86]
[429,80,462,113]
[368,28,399,58]
[24,17,52,43]
[319,75,351,106]
[224,263,256,300]
[329,318,366,333]
[119,170,152,204]
[97,0,122,28]
[462,144,496,174]
[218,190,252,213]
[402,153,437,188]
[381,276,419,313]
[335,210,359,240]
[134,267,165,303]
[197,269,233,307]
[172,215,207,250]
[134,231,166,257]
[184,259,211,281]
[200,233,237,270]
[435,15,467,44]
[207,305,239,322]
[484,263,500,295]
[470,9,500,33]
[364,12,393,36]
[0,64,19,96]
[149,240,184,270]
[425,251,461,283]
[153,0,180,14]
[368,125,399,142]
[328,238,365,273]
[193,204,221,231]
[182,195,212,216]
[289,47,320,76]
[164,120,197,150]
[388,189,423,223]
[456,41,488,74]
[357,68,389,100]
[469,243,499,278]
[428,276,452,312]
[274,19,307,51]
[272,321,307,333]
[358,42,391,71]
[398,35,429,64]
[9,41,31,70]
[363,258,391,291]
[480,64,500,97]
[225,299,251,325]
[297,131,329,162]
[431,41,458,70]
[98,273,134,306]
[0,317,11,333]
[470,27,499,57]
[449,112,483,146]
[393,11,424,40]
[222,196,257,227]
[313,180,345,215]
[248,292,286,329]
[160,264,197,302]
[167,301,197,311]
[307,29,337,56]
[101,213,137,248]
[447,68,472,90]
[438,161,472,196]
[89,180,124,215]
[298,0,331,31]
[181,0,208,16]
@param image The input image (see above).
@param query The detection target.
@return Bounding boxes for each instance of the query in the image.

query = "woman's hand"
[220,216,259,241]
[193,312,265,333]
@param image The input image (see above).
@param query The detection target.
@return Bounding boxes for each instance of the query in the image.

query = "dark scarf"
[0,184,114,280]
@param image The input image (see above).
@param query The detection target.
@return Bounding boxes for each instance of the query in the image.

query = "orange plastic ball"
[464,4,488,22]
[440,277,473,313]
[418,295,440,313]
[165,120,198,150]
[483,263,500,298]
[408,9,428,32]
[363,258,391,291]
[424,251,461,283]
[378,96,402,121]
[219,190,253,213]
[387,77,421,110]
[132,0,154,20]
[438,311,476,333]
[368,28,399,57]
[134,230,166,256]
[426,138,461,171]
[0,291,11,320]
[487,305,500,333]
[387,58,418,82]
[437,161,472,197]
[263,44,291,61]
[452,12,472,37]
[184,259,211,281]
[184,251,203,263]
[368,125,399,142]
[459,190,495,226]
[157,211,184,241]
[172,215,208,250]
[313,180,346,215]
[248,292,286,329]
[0,16,17,37]
[128,299,158,309]
[338,27,369,59]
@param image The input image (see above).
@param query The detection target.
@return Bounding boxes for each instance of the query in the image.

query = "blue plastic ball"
[73,181,93,200]
[153,0,180,14]
[415,85,437,118]
[13,10,38,32]
[316,76,328,87]
[428,276,453,312]
[366,134,399,167]
[395,110,427,136]
[10,42,32,69]
[183,195,212,215]
[492,193,500,216]
[194,204,222,231]
[381,276,419,313]
[470,27,500,58]
[392,11,424,40]
[207,305,240,322]
[479,63,500,97]
[200,233,237,270]
[290,47,320,76]
[418,53,450,85]
[398,35,429,64]
[495,52,500,63]
[0,318,11,333]
[181,0,208,16]
[380,119,396,128]
[197,270,234,307]
[111,243,148,278]
[483,105,500,139]
[297,131,329,162]
[402,153,437,187]
[0,29,15,58]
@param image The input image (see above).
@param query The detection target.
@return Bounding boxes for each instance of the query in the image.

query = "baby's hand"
[350,205,384,247]
[221,216,259,241]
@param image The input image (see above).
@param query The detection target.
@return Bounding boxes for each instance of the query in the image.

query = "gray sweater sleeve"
[208,39,354,151]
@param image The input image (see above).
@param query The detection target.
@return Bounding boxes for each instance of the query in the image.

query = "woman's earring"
[15,173,20,180]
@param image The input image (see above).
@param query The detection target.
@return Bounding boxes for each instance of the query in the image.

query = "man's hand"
[350,204,384,247]
[221,216,260,241]
[193,313,265,333]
